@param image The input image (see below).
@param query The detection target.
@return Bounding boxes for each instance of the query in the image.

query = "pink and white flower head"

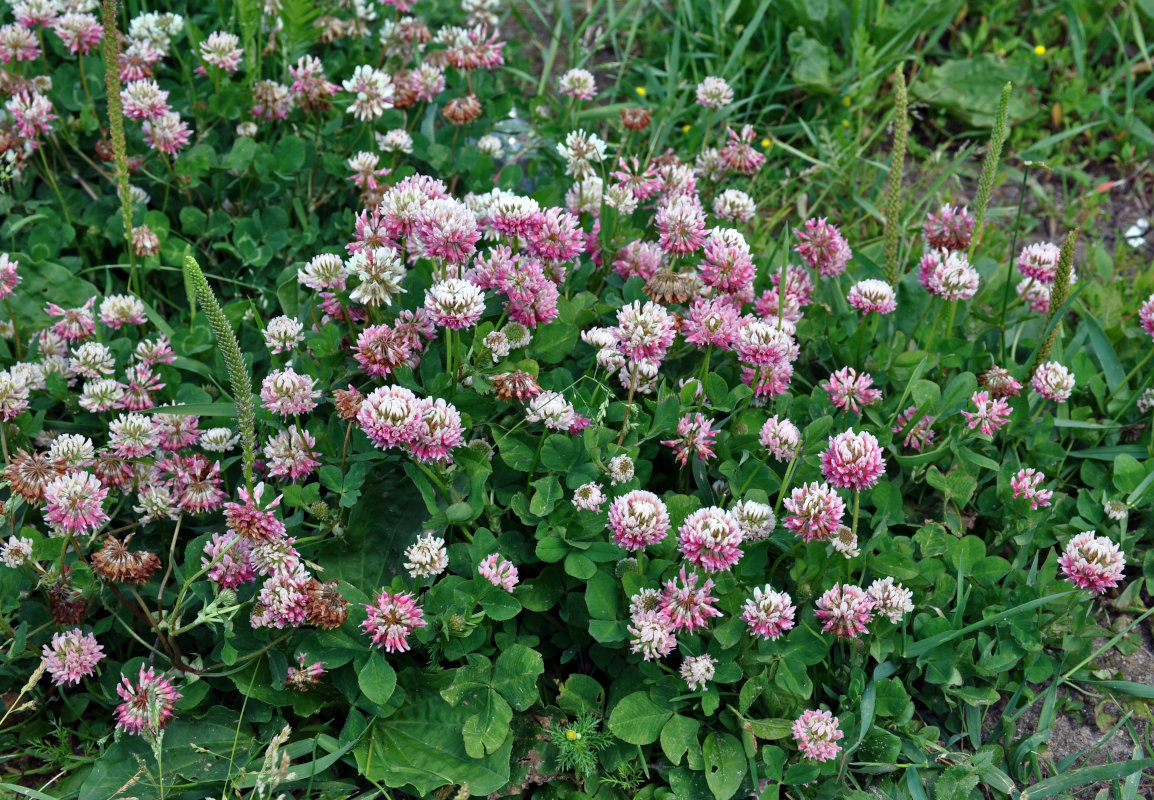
[348,246,406,307]
[46,297,96,342]
[298,253,348,291]
[820,429,885,491]
[627,609,677,661]
[822,367,882,414]
[795,217,851,278]
[44,472,109,535]
[114,666,181,735]
[660,567,722,632]
[108,413,158,459]
[731,500,775,542]
[655,196,707,255]
[424,278,485,328]
[1140,293,1154,339]
[199,31,243,73]
[572,482,606,511]
[41,628,104,686]
[69,341,115,378]
[866,577,914,622]
[342,65,394,121]
[120,79,170,121]
[719,125,766,175]
[814,582,874,638]
[99,294,146,329]
[1017,278,1052,313]
[478,553,519,591]
[0,254,20,300]
[260,368,319,418]
[558,68,596,100]
[683,297,741,350]
[416,198,481,266]
[1011,468,1052,510]
[1,535,33,568]
[486,192,542,239]
[410,397,464,464]
[202,532,257,588]
[403,533,448,579]
[52,12,102,55]
[680,654,717,691]
[783,482,845,542]
[962,391,1011,436]
[741,585,796,640]
[713,189,756,223]
[1058,531,1125,595]
[606,454,635,484]
[736,318,798,367]
[223,483,285,542]
[677,506,743,572]
[143,112,192,156]
[926,251,980,301]
[759,415,801,462]
[923,203,974,252]
[695,76,733,109]
[263,316,305,354]
[609,490,670,551]
[1017,242,1062,284]
[526,391,577,432]
[661,413,717,467]
[250,564,311,629]
[289,54,339,111]
[1031,361,1075,403]
[892,406,935,452]
[612,300,676,362]
[700,227,755,297]
[6,91,56,138]
[263,428,319,482]
[362,589,426,652]
[0,23,40,63]
[847,279,897,315]
[792,709,844,762]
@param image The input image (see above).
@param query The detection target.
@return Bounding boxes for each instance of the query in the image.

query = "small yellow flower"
[760,138,771,149]
[565,730,577,741]
[841,96,851,107]
[841,119,850,128]
[635,87,647,97]
[682,124,691,133]
[1034,44,1046,56]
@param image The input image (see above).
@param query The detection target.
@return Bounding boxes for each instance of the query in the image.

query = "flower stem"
[997,165,1031,362]
[616,362,640,447]
[772,452,801,518]
[1103,346,1154,407]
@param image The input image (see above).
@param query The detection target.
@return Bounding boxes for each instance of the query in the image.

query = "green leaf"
[703,732,747,800]
[564,551,596,579]
[935,764,980,800]
[141,402,237,417]
[480,590,521,621]
[584,571,620,619]
[906,591,1073,657]
[1112,454,1145,494]
[557,674,604,715]
[874,678,911,718]
[492,644,544,711]
[461,689,513,758]
[529,475,563,517]
[357,678,511,796]
[660,715,701,766]
[608,691,672,745]
[358,652,397,706]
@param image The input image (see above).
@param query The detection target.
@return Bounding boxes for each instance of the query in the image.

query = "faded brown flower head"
[491,371,542,402]
[333,386,364,421]
[305,578,348,629]
[391,70,419,110]
[91,537,162,584]
[645,270,700,306]
[651,148,682,169]
[49,571,87,625]
[620,107,651,132]
[5,450,68,506]
[978,366,1022,399]
[443,95,482,125]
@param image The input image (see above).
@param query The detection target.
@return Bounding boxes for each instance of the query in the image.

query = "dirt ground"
[998,613,1154,799]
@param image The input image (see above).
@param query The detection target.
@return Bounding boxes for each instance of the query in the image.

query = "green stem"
[998,166,1031,362]
[37,147,72,226]
[1103,346,1154,407]
[526,429,546,490]
[616,362,640,447]
[923,300,945,353]
[772,452,801,518]
[942,300,959,342]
